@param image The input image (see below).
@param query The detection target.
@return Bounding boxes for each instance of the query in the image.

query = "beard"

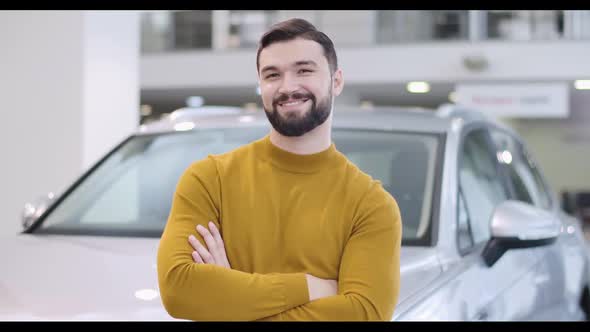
[263,90,332,137]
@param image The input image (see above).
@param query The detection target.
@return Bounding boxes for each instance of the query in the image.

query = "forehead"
[259,38,328,70]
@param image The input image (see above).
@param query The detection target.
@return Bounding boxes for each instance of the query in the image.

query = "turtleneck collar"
[254,134,342,174]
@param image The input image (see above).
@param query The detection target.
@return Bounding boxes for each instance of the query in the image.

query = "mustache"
[273,92,314,105]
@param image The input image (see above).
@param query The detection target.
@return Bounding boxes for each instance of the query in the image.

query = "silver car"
[2,104,589,321]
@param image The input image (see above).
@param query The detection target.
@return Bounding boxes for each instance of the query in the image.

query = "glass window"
[38,128,268,237]
[228,11,277,48]
[376,10,469,44]
[36,128,440,245]
[459,129,509,244]
[140,10,213,52]
[140,11,174,53]
[523,149,553,210]
[173,11,213,50]
[457,189,474,252]
[337,131,440,245]
[490,129,552,210]
[487,10,564,41]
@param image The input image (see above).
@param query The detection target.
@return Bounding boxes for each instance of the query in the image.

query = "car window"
[490,129,552,210]
[457,188,474,252]
[341,131,440,245]
[35,127,440,245]
[39,129,266,236]
[523,149,554,210]
[459,129,509,245]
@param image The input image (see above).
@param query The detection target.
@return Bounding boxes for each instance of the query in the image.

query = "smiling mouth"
[278,99,309,107]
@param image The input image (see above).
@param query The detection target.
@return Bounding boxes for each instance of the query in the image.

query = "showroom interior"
[1,10,590,321]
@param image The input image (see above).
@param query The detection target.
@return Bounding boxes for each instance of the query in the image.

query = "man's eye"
[265,73,279,79]
[298,69,313,74]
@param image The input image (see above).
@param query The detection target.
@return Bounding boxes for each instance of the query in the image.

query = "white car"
[2,104,589,321]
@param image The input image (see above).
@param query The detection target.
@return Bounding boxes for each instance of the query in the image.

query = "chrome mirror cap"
[482,200,561,267]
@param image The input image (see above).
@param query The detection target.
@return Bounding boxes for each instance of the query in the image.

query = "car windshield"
[34,127,441,245]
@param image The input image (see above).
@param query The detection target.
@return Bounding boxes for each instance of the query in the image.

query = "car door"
[454,127,542,321]
[489,128,582,320]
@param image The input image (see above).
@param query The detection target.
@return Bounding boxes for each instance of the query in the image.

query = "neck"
[269,112,332,155]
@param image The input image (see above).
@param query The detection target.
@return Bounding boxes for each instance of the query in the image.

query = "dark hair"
[256,18,338,75]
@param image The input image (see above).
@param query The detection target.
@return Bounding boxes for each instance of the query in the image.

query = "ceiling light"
[574,80,590,90]
[407,81,430,94]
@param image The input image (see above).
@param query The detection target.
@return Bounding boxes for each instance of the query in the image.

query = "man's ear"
[332,69,344,97]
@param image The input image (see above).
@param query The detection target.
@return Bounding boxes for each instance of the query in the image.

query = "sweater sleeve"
[257,183,402,321]
[157,157,309,321]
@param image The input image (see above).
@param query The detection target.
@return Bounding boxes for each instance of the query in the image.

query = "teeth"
[282,100,306,106]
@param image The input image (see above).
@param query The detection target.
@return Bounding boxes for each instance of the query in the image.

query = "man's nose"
[277,73,300,95]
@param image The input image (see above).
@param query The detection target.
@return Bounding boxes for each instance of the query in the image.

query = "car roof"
[137,104,503,136]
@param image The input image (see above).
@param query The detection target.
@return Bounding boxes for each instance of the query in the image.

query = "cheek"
[306,87,325,100]
[261,93,273,107]
[302,81,329,98]
[259,87,274,106]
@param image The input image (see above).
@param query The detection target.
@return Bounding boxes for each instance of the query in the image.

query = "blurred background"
[1,10,590,236]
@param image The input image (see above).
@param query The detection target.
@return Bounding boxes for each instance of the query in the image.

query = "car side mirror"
[22,192,56,230]
[481,200,561,267]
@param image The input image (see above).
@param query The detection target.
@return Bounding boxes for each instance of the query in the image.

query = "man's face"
[258,38,343,137]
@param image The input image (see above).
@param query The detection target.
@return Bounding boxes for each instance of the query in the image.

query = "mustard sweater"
[157,134,402,321]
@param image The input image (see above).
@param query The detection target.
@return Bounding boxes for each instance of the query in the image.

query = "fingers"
[197,223,224,265]
[187,221,230,268]
[208,222,230,267]
[191,250,204,263]
[208,221,224,247]
[188,234,214,264]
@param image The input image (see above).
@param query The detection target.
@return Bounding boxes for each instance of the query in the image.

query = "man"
[157,18,402,321]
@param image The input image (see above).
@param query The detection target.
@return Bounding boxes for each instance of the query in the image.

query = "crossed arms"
[189,221,338,302]
[156,159,401,321]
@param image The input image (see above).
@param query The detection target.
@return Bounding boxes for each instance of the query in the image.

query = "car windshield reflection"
[33,127,440,245]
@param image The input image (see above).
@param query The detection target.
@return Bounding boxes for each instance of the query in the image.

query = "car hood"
[0,234,173,321]
[0,235,440,320]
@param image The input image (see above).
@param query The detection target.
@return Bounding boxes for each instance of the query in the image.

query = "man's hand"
[188,221,231,269]
[305,274,338,301]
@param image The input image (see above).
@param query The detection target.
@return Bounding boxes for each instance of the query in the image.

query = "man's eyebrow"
[295,60,318,67]
[260,61,317,74]
[260,66,278,74]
